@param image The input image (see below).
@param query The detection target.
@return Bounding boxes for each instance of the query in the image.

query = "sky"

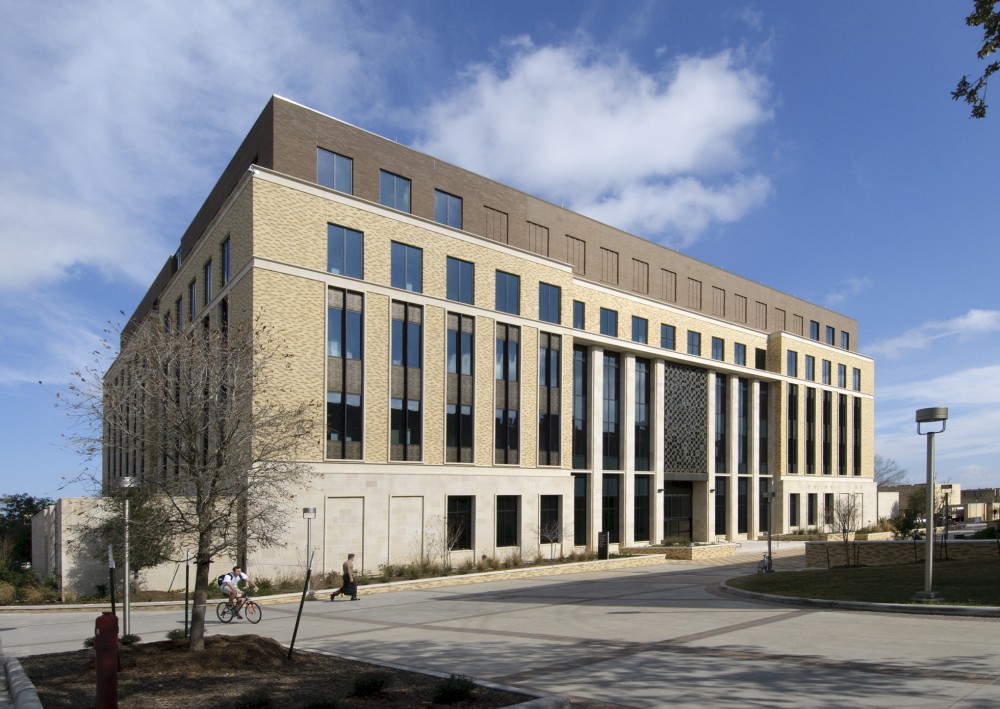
[1,1,998,500]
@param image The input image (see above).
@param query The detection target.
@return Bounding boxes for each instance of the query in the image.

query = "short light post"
[915,407,948,602]
[302,507,317,598]
[120,475,138,636]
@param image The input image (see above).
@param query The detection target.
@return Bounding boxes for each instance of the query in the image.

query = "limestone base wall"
[805,540,1000,568]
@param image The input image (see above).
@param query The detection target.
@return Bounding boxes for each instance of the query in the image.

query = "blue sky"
[1,1,998,499]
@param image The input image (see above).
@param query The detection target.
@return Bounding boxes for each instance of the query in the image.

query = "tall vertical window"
[838,394,847,475]
[734,343,746,366]
[841,331,850,350]
[189,280,197,320]
[390,302,422,461]
[806,388,816,474]
[715,375,727,473]
[853,397,862,476]
[391,242,422,292]
[687,331,701,356]
[538,283,561,324]
[660,324,676,350]
[446,257,474,304]
[631,316,648,344]
[327,288,364,460]
[714,477,727,536]
[447,496,473,550]
[317,148,352,193]
[737,477,749,534]
[810,320,820,340]
[602,353,621,470]
[495,271,520,315]
[838,364,847,388]
[737,378,749,474]
[805,355,815,381]
[495,324,520,464]
[759,477,772,533]
[434,189,463,228]
[602,475,621,543]
[446,313,475,463]
[379,170,411,212]
[599,308,618,337]
[787,351,798,377]
[204,260,213,303]
[538,333,562,466]
[176,297,182,329]
[572,346,589,469]
[852,368,861,391]
[787,384,799,473]
[496,496,519,547]
[759,383,769,475]
[824,493,835,526]
[822,359,832,385]
[808,493,818,526]
[634,358,651,471]
[789,493,800,527]
[755,348,767,370]
[822,391,832,474]
[540,495,560,545]
[221,237,231,286]
[574,474,588,545]
[328,224,364,279]
[634,475,651,542]
[573,301,585,329]
[826,326,835,345]
[711,337,724,361]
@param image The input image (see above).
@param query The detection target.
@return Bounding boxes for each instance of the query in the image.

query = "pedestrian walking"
[330,553,359,601]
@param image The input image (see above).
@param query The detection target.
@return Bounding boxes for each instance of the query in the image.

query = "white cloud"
[867,309,1000,359]
[824,276,871,307]
[417,39,773,247]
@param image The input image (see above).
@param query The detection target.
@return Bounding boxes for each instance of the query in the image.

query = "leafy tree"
[60,314,314,651]
[0,494,53,566]
[953,0,1000,118]
[873,455,908,488]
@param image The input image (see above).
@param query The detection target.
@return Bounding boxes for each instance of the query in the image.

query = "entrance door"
[663,481,693,542]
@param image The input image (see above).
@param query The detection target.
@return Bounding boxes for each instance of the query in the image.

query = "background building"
[85,96,876,584]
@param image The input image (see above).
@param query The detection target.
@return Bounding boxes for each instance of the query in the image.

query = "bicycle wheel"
[217,601,235,623]
[244,600,262,624]
[757,560,766,574]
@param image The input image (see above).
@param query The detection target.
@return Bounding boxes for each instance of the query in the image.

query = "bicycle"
[756,553,772,574]
[217,591,262,624]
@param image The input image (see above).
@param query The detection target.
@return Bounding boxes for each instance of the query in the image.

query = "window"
[446,257,474,304]
[838,364,847,388]
[447,496,473,550]
[737,477,749,534]
[786,351,798,377]
[715,477,727,536]
[176,297,182,329]
[808,493,818,526]
[539,283,561,324]
[317,148,352,193]
[328,224,364,279]
[572,346,589,470]
[853,397,862,476]
[787,384,798,473]
[822,359,831,385]
[734,343,746,366]
[495,271,520,315]
[852,367,861,391]
[602,352,621,470]
[540,495,561,545]
[810,320,820,340]
[495,324,520,464]
[755,348,767,370]
[574,474,588,545]
[379,170,411,212]
[711,337,724,361]
[737,378,749,474]
[660,324,676,350]
[434,189,463,229]
[822,391,832,475]
[825,326,835,345]
[838,394,847,475]
[824,493,835,525]
[446,313,475,463]
[599,308,618,337]
[841,331,850,350]
[634,359,651,471]
[204,260,213,303]
[806,388,816,474]
[496,496,519,547]
[390,302,422,461]
[789,493,800,527]
[573,301,585,329]
[602,474,621,543]
[391,242,422,292]
[327,288,364,460]
[759,478,771,534]
[715,375,727,473]
[631,316,648,344]
[805,355,815,381]
[687,330,701,356]
[634,475,651,542]
[538,333,561,466]
[759,383,769,475]
[221,237,231,285]
[189,280,197,320]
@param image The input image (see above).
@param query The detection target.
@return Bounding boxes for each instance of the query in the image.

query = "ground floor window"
[633,475,651,542]
[714,477,728,536]
[496,495,519,547]
[573,474,588,545]
[602,475,621,544]
[447,496,473,550]
[789,493,800,528]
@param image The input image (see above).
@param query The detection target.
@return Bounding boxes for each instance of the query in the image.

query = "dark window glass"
[574,474,588,545]
[495,324,520,464]
[538,333,561,466]
[602,475,621,543]
[825,493,835,525]
[715,477,727,536]
[826,326,835,345]
[715,375,727,473]
[759,478,772,534]
[391,242,422,292]
[822,360,831,385]
[838,394,847,475]
[602,352,621,470]
[599,308,618,337]
[633,475,651,542]
[737,378,749,474]
[823,391,832,474]
[328,224,363,279]
[446,314,475,463]
[379,170,411,212]
[838,364,847,388]
[540,495,561,546]
[841,331,850,350]
[447,496,473,550]
[204,260,213,303]
[390,302,422,461]
[853,397,862,476]
[634,359,651,472]
[687,331,701,356]
[787,351,798,377]
[789,493,800,527]
[495,271,520,315]
[787,384,799,473]
[759,383,769,475]
[317,148,352,193]
[805,355,815,381]
[631,316,648,344]
[711,337,724,361]
[810,320,820,340]
[737,477,748,534]
[496,495,519,547]
[221,237,231,285]
[734,343,746,366]
[755,348,767,370]
[434,189,463,228]
[660,324,676,350]
[852,368,861,391]
[446,257,474,304]
[573,301,585,329]
[806,387,816,474]
[539,283,561,324]
[572,346,589,470]
[808,493,817,526]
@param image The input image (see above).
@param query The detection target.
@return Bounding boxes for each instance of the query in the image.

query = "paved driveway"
[4,549,1000,708]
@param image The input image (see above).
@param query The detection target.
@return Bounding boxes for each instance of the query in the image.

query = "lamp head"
[916,407,948,435]
[302,507,317,519]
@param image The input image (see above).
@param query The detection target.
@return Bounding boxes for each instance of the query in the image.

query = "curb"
[720,582,1000,617]
[4,658,42,709]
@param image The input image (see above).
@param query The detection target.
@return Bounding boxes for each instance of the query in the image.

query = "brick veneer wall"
[806,540,1000,568]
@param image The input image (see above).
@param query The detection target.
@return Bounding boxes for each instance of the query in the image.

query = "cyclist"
[219,566,258,617]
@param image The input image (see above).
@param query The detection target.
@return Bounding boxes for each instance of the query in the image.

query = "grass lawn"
[727,558,1000,606]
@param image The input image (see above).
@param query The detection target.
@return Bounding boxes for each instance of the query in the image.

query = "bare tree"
[832,494,860,567]
[873,455,908,488]
[61,314,315,651]
[537,518,570,561]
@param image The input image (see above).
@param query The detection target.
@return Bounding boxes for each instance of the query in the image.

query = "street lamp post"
[764,491,776,572]
[302,507,317,598]
[915,407,948,602]
[120,476,138,636]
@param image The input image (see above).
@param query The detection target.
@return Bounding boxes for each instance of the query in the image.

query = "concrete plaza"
[3,547,1000,708]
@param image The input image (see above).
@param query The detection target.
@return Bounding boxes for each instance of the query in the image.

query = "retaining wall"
[806,539,1000,568]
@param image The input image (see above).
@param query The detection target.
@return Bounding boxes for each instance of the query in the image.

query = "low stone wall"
[806,540,1000,568]
[623,544,737,561]
[855,532,894,541]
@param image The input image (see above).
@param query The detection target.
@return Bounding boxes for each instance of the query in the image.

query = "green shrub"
[234,689,276,709]
[83,636,95,648]
[166,628,189,641]
[351,672,390,696]
[121,634,141,645]
[0,581,16,604]
[971,526,1000,540]
[433,674,476,704]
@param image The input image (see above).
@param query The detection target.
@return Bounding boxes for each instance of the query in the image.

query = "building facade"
[106,96,876,579]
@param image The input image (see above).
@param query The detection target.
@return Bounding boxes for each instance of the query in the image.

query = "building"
[98,95,876,580]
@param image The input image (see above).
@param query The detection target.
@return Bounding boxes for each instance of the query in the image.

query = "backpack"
[218,574,229,587]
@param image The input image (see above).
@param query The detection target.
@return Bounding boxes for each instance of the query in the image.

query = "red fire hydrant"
[95,612,119,709]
